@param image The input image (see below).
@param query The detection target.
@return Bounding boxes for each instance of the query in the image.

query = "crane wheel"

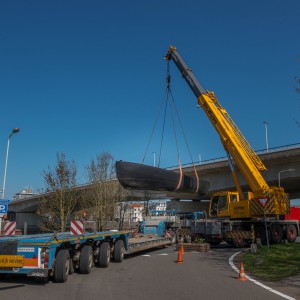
[270,225,283,244]
[286,225,297,243]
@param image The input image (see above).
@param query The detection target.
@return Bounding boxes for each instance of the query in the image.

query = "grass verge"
[242,243,300,281]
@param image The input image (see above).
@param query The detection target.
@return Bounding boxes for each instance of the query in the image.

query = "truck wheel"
[114,240,125,262]
[98,242,110,268]
[286,225,297,243]
[80,245,94,274]
[54,249,70,283]
[270,225,283,243]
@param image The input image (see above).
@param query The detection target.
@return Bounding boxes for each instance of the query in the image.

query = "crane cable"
[166,60,199,192]
[168,91,183,191]
[141,87,168,165]
[142,60,200,193]
[157,88,168,168]
[142,61,170,167]
[168,88,200,193]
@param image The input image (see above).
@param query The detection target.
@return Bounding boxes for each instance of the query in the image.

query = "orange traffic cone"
[181,244,185,254]
[177,248,183,264]
[238,262,247,281]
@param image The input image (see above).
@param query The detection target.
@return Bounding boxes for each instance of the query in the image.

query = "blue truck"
[0,225,172,283]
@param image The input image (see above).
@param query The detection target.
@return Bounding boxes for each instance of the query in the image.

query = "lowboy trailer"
[0,229,172,283]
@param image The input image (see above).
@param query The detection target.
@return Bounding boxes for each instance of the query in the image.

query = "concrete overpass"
[171,143,300,200]
[8,143,300,231]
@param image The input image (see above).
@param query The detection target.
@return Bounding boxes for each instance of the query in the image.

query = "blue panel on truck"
[140,220,166,237]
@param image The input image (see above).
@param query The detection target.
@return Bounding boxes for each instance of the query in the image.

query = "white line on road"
[158,253,169,256]
[141,255,151,257]
[229,251,296,300]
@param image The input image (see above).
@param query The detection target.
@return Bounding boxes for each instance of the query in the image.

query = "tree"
[116,189,132,231]
[142,191,152,217]
[84,152,123,231]
[37,153,79,232]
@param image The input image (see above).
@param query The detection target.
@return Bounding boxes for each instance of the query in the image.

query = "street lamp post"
[278,169,295,187]
[152,151,156,167]
[263,121,269,151]
[2,128,20,199]
[0,128,20,236]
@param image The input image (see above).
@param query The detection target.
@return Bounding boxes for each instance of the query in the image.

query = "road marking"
[141,255,151,257]
[229,251,296,300]
[158,253,168,256]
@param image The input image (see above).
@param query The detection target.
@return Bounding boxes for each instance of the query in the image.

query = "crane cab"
[209,191,253,219]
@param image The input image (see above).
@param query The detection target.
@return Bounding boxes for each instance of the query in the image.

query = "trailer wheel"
[270,224,283,243]
[80,245,94,274]
[114,240,125,262]
[286,225,297,243]
[54,249,70,283]
[98,242,110,268]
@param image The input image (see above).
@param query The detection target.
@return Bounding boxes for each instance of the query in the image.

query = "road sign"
[0,204,8,214]
[257,197,269,209]
[70,220,84,235]
[0,199,11,205]
[4,221,16,235]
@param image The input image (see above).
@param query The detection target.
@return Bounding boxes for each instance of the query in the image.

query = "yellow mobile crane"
[165,46,298,246]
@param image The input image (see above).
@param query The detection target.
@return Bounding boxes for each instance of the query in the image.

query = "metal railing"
[167,142,300,170]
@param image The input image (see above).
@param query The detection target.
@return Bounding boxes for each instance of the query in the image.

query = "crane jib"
[168,49,205,97]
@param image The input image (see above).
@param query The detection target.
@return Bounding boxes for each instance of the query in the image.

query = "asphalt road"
[1,245,299,300]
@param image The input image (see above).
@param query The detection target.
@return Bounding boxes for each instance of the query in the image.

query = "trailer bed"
[127,236,172,254]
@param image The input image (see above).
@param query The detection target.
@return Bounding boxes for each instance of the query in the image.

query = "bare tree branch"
[37,153,79,232]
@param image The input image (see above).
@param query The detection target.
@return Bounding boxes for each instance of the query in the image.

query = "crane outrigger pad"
[116,161,209,197]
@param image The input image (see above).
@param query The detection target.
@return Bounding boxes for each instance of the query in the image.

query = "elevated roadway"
[172,143,300,200]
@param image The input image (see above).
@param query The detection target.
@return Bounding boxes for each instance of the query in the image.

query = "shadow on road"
[0,284,25,290]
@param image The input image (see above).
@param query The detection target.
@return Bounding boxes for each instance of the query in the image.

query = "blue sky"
[0,0,299,199]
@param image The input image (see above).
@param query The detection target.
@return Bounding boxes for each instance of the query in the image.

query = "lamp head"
[12,128,20,134]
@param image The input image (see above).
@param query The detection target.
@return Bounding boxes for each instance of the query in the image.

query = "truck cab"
[209,191,253,219]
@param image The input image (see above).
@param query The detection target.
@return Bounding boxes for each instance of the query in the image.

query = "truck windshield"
[210,196,219,216]
[218,195,228,210]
